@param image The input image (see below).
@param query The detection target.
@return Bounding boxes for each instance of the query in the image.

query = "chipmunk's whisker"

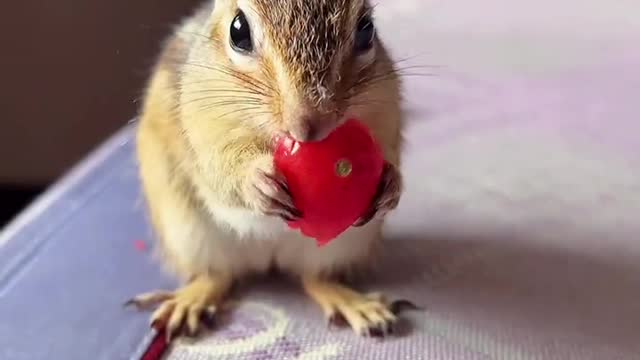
[179,62,270,96]
[216,106,266,120]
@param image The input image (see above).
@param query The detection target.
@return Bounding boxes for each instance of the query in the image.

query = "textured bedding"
[1,0,639,359]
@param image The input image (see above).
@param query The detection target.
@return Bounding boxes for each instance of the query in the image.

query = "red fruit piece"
[134,240,147,252]
[274,119,384,246]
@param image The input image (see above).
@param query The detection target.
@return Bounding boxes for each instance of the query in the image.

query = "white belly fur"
[205,204,381,278]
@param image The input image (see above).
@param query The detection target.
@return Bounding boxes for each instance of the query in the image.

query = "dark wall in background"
[0,187,41,227]
[0,0,202,185]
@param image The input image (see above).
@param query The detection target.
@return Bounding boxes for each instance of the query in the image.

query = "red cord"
[141,329,170,360]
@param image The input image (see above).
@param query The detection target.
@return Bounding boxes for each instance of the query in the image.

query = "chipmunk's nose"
[297,119,322,142]
[294,116,339,143]
[285,103,339,142]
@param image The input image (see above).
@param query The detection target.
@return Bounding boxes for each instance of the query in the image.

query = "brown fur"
[253,0,363,101]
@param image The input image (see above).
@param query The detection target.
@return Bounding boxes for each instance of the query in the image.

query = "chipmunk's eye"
[354,15,375,54]
[230,10,253,53]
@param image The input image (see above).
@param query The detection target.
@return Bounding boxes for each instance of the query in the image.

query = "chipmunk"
[129,0,404,339]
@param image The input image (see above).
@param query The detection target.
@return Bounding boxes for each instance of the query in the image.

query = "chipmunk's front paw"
[126,275,231,341]
[354,162,402,226]
[245,157,302,221]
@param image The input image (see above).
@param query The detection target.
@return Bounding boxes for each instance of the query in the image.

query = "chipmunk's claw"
[125,291,174,310]
[127,275,231,341]
[390,299,422,315]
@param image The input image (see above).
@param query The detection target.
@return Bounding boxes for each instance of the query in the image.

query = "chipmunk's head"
[182,0,399,142]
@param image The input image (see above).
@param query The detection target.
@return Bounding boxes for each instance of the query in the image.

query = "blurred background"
[0,1,202,227]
